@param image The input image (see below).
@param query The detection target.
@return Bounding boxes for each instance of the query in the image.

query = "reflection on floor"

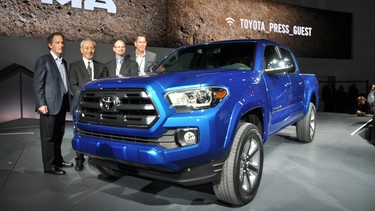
[0,112,374,211]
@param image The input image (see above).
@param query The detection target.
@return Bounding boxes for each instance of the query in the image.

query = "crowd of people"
[33,32,158,175]
[321,83,375,116]
[322,82,375,144]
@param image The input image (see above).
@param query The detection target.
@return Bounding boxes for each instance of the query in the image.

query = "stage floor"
[0,112,374,211]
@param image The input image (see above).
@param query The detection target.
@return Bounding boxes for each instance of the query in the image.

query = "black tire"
[296,102,316,143]
[96,164,123,178]
[213,122,264,205]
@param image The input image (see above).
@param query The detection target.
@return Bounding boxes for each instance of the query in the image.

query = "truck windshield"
[155,42,256,72]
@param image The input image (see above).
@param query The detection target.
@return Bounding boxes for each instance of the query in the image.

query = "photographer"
[367,84,375,144]
[368,84,375,113]
[356,96,371,116]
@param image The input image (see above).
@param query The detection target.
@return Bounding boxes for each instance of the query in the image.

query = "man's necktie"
[87,61,92,80]
[116,59,123,75]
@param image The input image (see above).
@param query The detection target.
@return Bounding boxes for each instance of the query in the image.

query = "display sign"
[167,1,353,59]
[238,18,312,37]
[0,0,352,59]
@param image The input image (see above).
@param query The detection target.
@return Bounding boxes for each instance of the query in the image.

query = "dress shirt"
[51,51,68,93]
[136,51,146,74]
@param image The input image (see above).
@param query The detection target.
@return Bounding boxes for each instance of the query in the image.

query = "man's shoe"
[57,161,74,168]
[44,167,66,175]
[75,159,84,171]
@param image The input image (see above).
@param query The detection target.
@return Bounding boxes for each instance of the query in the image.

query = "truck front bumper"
[88,156,224,186]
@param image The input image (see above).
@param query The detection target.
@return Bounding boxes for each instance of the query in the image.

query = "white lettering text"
[269,23,289,34]
[293,26,312,36]
[240,19,266,31]
[41,0,116,13]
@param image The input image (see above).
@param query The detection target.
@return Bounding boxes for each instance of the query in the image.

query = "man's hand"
[38,105,48,115]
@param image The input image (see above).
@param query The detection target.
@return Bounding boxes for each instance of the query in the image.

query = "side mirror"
[265,58,294,74]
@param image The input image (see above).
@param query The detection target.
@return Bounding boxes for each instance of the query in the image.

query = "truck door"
[262,45,292,135]
[280,47,305,120]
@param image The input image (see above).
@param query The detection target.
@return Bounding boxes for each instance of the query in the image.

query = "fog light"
[73,120,78,134]
[176,128,198,146]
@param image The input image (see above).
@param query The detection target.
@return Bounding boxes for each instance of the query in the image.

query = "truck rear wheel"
[213,122,264,205]
[296,102,316,143]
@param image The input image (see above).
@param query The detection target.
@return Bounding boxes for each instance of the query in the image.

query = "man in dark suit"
[130,34,158,75]
[69,38,108,171]
[106,39,138,77]
[33,32,73,175]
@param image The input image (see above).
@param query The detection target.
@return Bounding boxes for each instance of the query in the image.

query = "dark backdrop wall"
[0,0,374,123]
[1,0,373,81]
[0,0,353,59]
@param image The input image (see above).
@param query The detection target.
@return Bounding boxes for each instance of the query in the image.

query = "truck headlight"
[165,87,227,112]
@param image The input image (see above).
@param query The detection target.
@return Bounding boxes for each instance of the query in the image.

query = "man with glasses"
[106,39,138,76]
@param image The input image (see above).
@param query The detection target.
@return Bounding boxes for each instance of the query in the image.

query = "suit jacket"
[129,50,158,73]
[69,59,108,112]
[33,53,70,115]
[106,55,139,77]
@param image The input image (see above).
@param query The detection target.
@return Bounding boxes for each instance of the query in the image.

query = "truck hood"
[83,69,248,91]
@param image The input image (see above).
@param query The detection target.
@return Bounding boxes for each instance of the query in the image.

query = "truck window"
[158,42,256,72]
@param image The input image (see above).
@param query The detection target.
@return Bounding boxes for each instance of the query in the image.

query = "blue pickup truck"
[71,39,319,205]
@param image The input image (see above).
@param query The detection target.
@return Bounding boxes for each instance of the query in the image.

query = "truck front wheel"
[213,122,264,205]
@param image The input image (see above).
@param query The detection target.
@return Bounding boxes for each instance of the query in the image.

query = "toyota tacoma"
[71,39,319,205]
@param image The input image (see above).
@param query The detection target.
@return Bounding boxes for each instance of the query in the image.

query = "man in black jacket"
[69,38,108,170]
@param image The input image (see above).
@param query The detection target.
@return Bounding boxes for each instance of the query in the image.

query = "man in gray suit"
[106,39,138,76]
[69,38,108,170]
[130,34,158,75]
[33,32,73,175]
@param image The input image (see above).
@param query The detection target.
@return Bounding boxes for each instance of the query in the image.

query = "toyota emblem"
[99,95,119,112]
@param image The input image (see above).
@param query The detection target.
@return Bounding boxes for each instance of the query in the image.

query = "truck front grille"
[78,89,159,128]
